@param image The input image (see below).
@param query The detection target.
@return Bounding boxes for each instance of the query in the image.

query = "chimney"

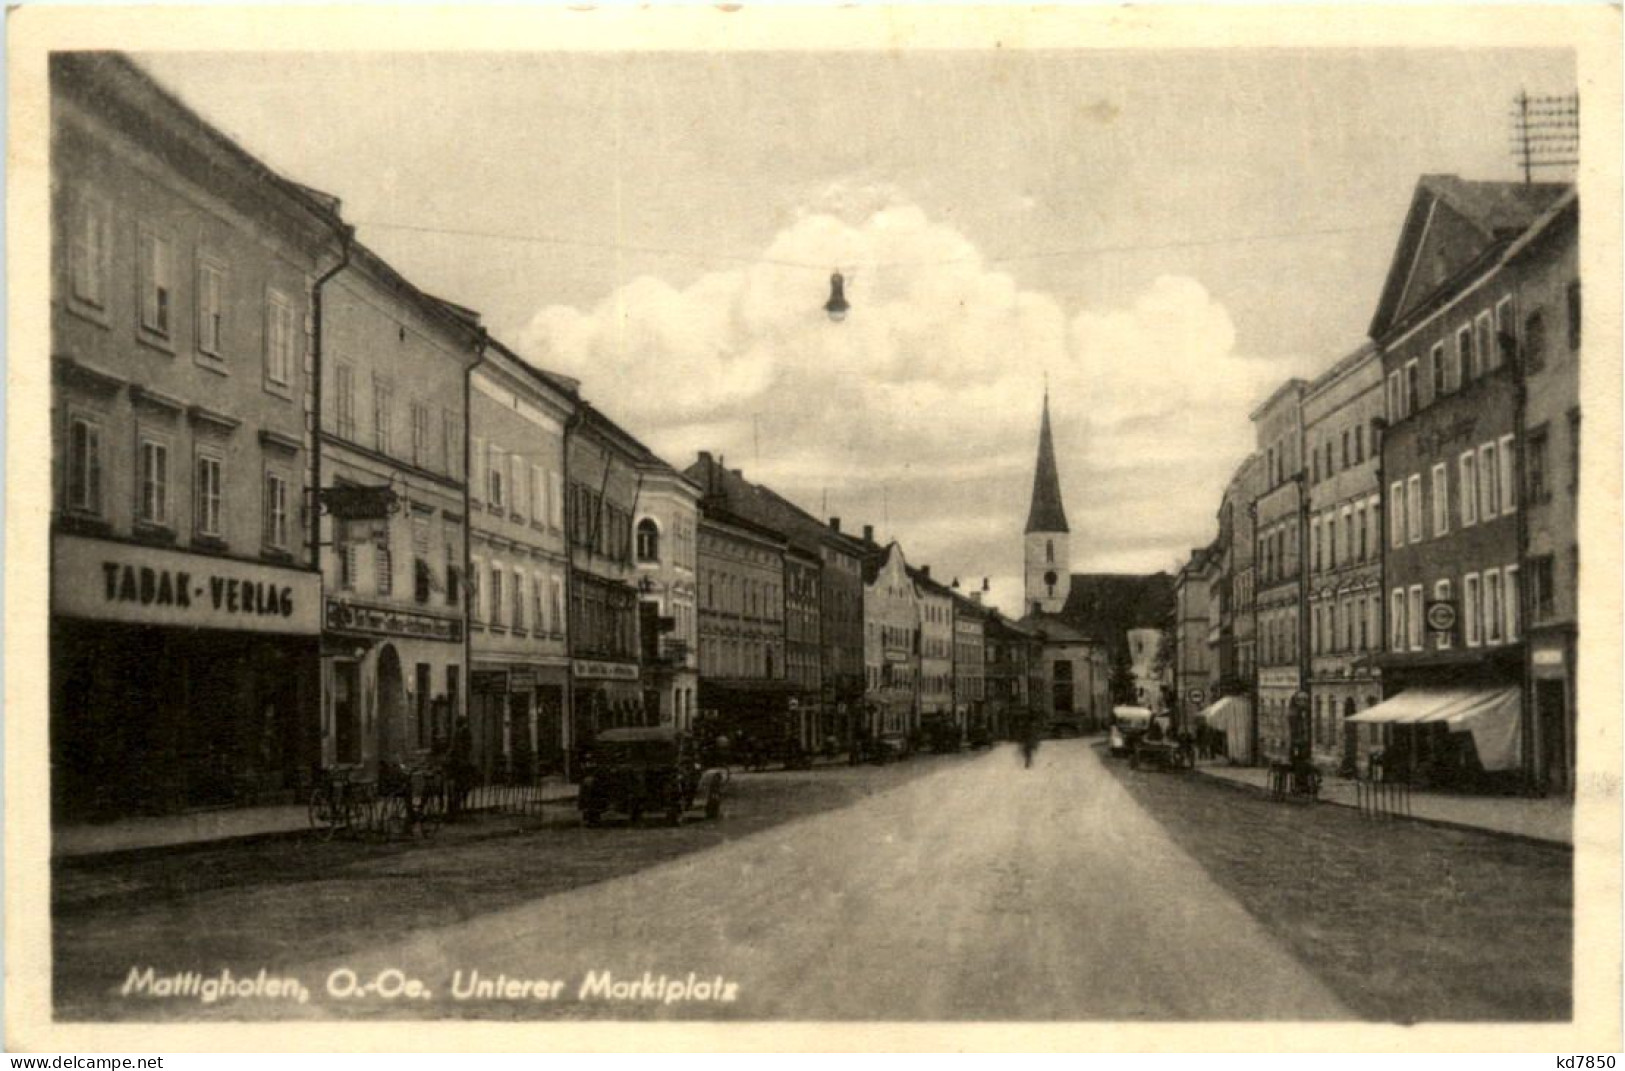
[970,590,983,605]
[982,577,990,592]
[862,524,874,544]
[920,565,931,580]
[952,577,961,589]
[828,517,841,533]
[697,450,714,467]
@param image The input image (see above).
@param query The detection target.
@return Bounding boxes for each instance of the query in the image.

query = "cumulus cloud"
[517,194,1272,615]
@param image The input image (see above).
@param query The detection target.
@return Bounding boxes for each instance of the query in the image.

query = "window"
[1407,585,1423,651]
[1567,281,1581,351]
[1477,312,1498,372]
[1390,589,1406,652]
[511,570,524,631]
[1311,449,1320,484]
[1355,502,1367,561]
[1430,463,1449,537]
[1528,426,1550,502]
[411,402,430,468]
[1386,372,1403,423]
[1354,424,1365,463]
[335,362,356,440]
[1458,324,1476,381]
[488,444,505,507]
[372,376,393,455]
[1504,564,1520,642]
[138,436,170,525]
[1495,296,1516,366]
[1405,360,1420,412]
[1311,517,1321,571]
[192,451,223,538]
[1478,442,1499,519]
[266,291,295,387]
[338,521,359,591]
[531,466,545,527]
[550,472,564,528]
[1464,573,1482,646]
[442,411,460,478]
[264,470,290,550]
[1496,433,1517,513]
[1343,508,1354,567]
[376,526,393,597]
[1406,474,1422,544]
[1524,310,1547,373]
[138,227,173,337]
[637,518,660,562]
[470,437,486,504]
[1434,579,1453,650]
[533,573,546,633]
[70,191,110,307]
[66,415,102,515]
[444,523,461,607]
[1459,451,1478,526]
[1389,481,1405,548]
[197,259,225,358]
[1045,539,1054,564]
[489,566,503,627]
[1341,429,1350,469]
[470,557,483,621]
[1531,556,1555,620]
[1568,409,1580,492]
[1484,568,1503,644]
[551,577,564,635]
[1430,342,1447,398]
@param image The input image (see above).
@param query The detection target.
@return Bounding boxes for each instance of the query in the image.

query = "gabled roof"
[907,566,954,600]
[860,540,908,585]
[1024,393,1070,534]
[1057,572,1176,647]
[1369,176,1571,341]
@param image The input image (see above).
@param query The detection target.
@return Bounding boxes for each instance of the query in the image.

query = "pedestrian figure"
[1020,718,1040,769]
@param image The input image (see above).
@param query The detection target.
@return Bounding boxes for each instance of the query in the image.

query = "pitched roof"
[1055,572,1175,648]
[1369,175,1571,340]
[1024,393,1070,534]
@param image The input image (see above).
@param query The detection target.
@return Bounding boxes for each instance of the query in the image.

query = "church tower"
[1024,390,1071,614]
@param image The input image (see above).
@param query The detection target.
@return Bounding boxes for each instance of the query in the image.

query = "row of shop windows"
[65,414,295,551]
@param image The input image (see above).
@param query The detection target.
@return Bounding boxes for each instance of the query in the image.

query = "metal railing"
[1354,751,1412,821]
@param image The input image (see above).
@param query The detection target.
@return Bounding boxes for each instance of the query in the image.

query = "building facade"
[1303,342,1386,773]
[1127,627,1166,710]
[1366,176,1571,787]
[696,503,792,742]
[784,544,824,748]
[566,407,647,746]
[861,537,919,739]
[1222,454,1263,701]
[1172,544,1218,726]
[913,567,955,729]
[467,341,573,782]
[49,53,343,817]
[317,254,481,778]
[984,613,1042,739]
[633,459,701,733]
[1251,379,1308,761]
[951,588,988,735]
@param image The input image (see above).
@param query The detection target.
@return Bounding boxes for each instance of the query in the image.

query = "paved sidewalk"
[1193,760,1573,846]
[53,778,580,860]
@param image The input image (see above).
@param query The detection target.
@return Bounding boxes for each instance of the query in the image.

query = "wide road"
[256,739,1349,1020]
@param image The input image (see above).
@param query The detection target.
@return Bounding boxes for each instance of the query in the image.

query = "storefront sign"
[1187,688,1205,704]
[1532,647,1565,668]
[508,670,538,690]
[324,598,463,643]
[54,534,320,635]
[573,659,639,681]
[1425,600,1458,633]
[471,670,509,694]
[319,484,399,520]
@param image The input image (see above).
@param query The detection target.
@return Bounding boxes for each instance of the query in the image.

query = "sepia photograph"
[6,4,1621,1052]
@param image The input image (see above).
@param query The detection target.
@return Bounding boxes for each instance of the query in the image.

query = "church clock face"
[1043,569,1058,588]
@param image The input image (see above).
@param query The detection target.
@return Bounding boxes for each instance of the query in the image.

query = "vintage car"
[1108,706,1155,757]
[578,727,729,827]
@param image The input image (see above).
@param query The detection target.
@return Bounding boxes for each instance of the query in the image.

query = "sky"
[137,48,1575,616]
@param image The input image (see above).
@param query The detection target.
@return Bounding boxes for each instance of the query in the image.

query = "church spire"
[1024,389,1070,534]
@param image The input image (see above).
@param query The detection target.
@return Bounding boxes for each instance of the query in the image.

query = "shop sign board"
[324,598,463,643]
[54,534,319,635]
[573,659,639,681]
[508,670,538,690]
[471,670,509,695]
[1425,600,1458,634]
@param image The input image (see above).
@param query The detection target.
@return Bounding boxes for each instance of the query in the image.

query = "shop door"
[1537,681,1569,793]
[333,662,362,765]
[509,691,535,782]
[536,686,564,775]
[375,644,407,769]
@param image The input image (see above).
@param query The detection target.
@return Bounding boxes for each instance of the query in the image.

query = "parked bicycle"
[307,763,372,839]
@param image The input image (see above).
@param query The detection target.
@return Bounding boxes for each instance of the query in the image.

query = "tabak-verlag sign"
[53,533,321,635]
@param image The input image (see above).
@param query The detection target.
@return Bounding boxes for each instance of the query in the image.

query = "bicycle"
[308,764,370,839]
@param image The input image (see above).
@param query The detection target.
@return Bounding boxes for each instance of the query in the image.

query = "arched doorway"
[375,644,407,770]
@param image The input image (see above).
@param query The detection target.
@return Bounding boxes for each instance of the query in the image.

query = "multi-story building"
[1222,453,1263,699]
[680,455,865,749]
[1172,543,1219,726]
[951,586,988,735]
[784,543,824,748]
[318,258,482,778]
[1126,627,1166,710]
[49,53,344,817]
[467,339,574,782]
[632,457,701,733]
[1511,190,1579,794]
[1363,175,1572,788]
[1303,342,1386,773]
[983,612,1043,740]
[1251,378,1308,761]
[696,501,791,739]
[911,566,955,730]
[566,406,648,745]
[860,532,919,740]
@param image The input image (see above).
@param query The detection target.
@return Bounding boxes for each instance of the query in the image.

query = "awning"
[1348,686,1521,772]
[1197,696,1246,729]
